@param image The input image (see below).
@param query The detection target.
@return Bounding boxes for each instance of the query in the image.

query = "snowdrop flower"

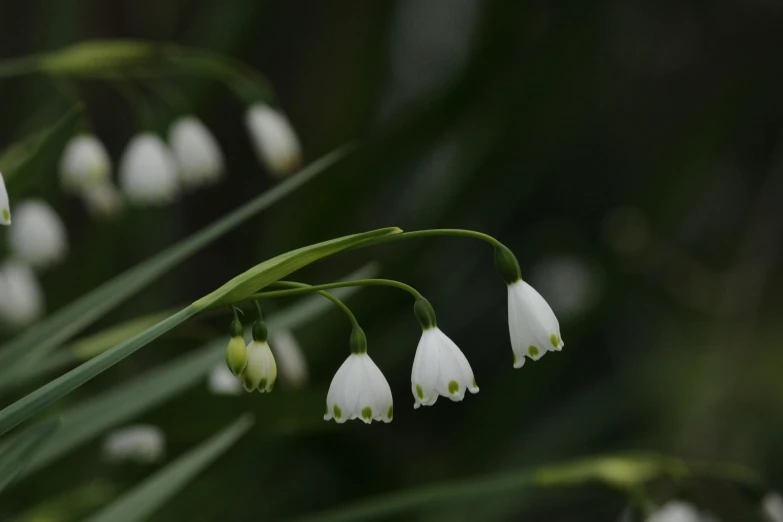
[8,200,68,269]
[410,298,478,408]
[269,328,309,389]
[239,303,277,392]
[762,492,783,522]
[495,246,563,369]
[168,116,224,188]
[118,133,179,205]
[207,363,243,395]
[645,501,704,522]
[81,181,124,218]
[0,260,44,327]
[0,171,10,225]
[324,327,393,424]
[59,134,111,192]
[225,310,247,376]
[245,104,302,177]
[102,425,165,464]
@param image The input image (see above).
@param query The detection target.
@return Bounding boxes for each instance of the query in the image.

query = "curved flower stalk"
[59,133,112,193]
[411,298,478,408]
[118,133,179,205]
[269,328,309,389]
[324,327,393,424]
[102,424,165,464]
[8,199,68,269]
[0,260,44,327]
[1,171,11,225]
[495,246,563,368]
[245,104,302,177]
[168,116,224,188]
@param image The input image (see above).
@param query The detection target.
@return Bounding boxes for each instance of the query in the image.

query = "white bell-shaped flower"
[507,280,564,368]
[81,181,124,218]
[269,328,309,389]
[411,327,479,408]
[645,501,704,522]
[763,492,783,522]
[102,424,165,464]
[325,328,393,424]
[59,134,112,192]
[8,200,68,269]
[0,171,10,226]
[207,363,243,396]
[118,133,179,205]
[240,339,277,392]
[245,104,302,177]
[168,116,224,188]
[0,260,44,327]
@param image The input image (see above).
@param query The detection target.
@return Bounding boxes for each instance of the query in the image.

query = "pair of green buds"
[225,302,277,393]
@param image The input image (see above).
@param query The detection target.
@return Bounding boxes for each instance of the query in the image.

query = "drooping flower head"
[324,326,393,424]
[245,104,302,177]
[8,199,68,269]
[59,134,112,193]
[168,116,224,188]
[410,298,478,408]
[495,246,564,368]
[269,328,309,389]
[240,311,277,393]
[0,260,44,327]
[118,133,179,205]
[0,171,11,226]
[102,424,165,464]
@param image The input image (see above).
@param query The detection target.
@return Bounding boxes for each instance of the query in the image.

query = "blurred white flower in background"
[529,256,604,321]
[645,501,714,522]
[0,260,44,327]
[763,492,783,522]
[118,133,179,205]
[59,134,112,193]
[0,171,11,225]
[168,116,224,188]
[8,200,68,269]
[102,424,165,464]
[81,181,124,219]
[245,104,302,177]
[207,363,242,395]
[269,329,309,389]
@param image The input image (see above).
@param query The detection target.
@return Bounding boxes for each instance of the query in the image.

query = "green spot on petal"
[448,380,459,394]
[2,209,9,223]
[472,377,477,388]
[259,378,267,390]
[387,405,393,419]
[416,384,424,400]
[361,406,372,420]
[550,333,559,348]
[528,346,540,357]
[512,352,517,365]
[334,404,342,419]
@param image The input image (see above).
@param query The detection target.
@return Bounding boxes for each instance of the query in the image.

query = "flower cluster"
[223,245,564,426]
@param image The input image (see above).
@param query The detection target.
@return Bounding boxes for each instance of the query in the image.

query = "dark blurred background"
[2,1,783,520]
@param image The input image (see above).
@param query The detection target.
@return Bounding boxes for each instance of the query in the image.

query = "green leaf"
[18,263,377,478]
[0,146,352,386]
[81,415,253,522]
[37,40,157,78]
[193,227,400,309]
[0,419,58,494]
[282,454,675,522]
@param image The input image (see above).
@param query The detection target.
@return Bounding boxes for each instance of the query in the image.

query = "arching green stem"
[251,279,424,301]
[261,282,359,329]
[350,229,505,250]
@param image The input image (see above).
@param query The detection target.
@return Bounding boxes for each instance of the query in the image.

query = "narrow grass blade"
[82,414,253,522]
[0,419,58,493]
[0,145,352,383]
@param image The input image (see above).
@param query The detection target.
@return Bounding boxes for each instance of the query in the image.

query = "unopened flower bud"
[225,312,247,376]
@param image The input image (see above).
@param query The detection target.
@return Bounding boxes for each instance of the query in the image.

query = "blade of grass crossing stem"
[0,230,388,437]
[82,415,253,522]
[0,145,352,383]
[19,264,377,478]
[0,419,59,494]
